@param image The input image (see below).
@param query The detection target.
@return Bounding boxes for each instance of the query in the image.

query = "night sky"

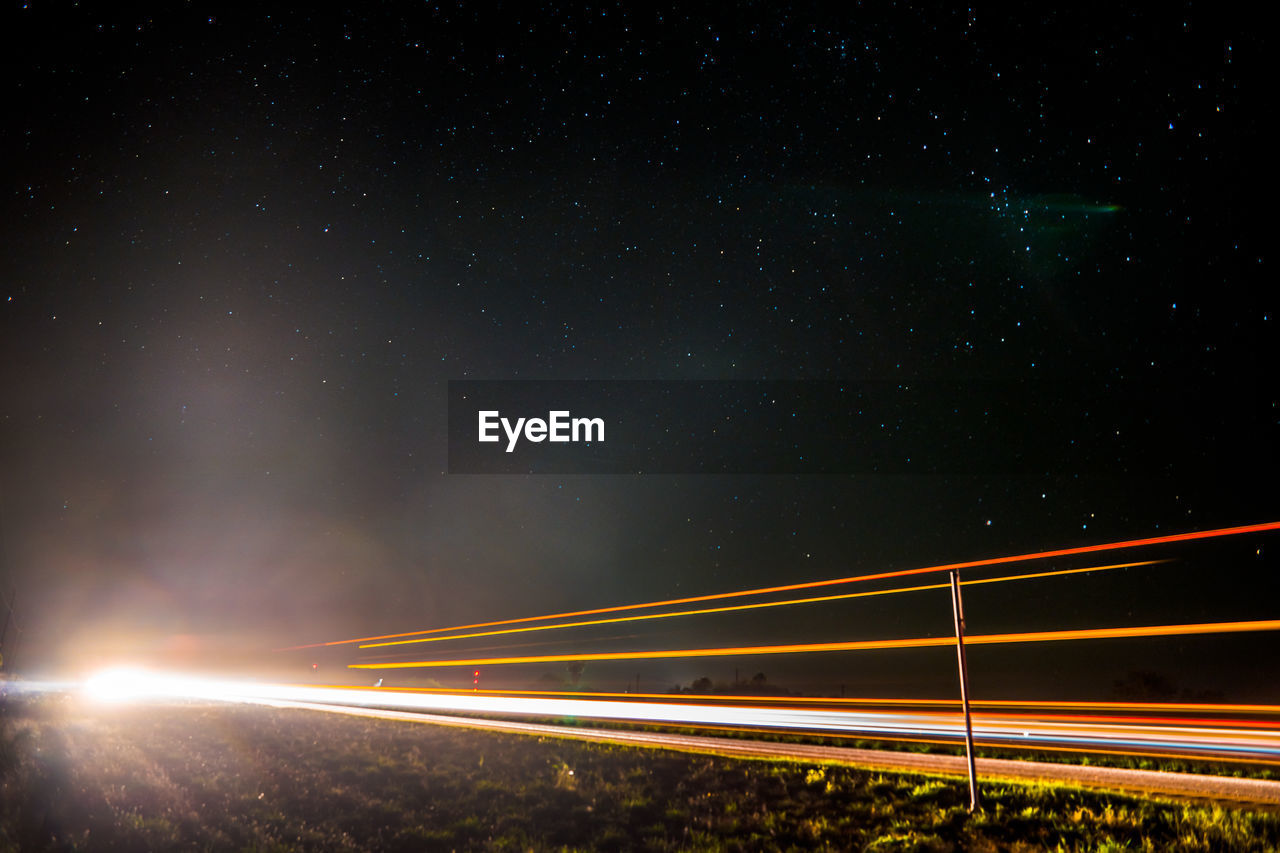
[2,5,1275,699]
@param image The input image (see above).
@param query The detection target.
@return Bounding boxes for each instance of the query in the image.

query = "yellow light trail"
[358,560,1165,649]
[282,520,1280,651]
[348,618,1280,669]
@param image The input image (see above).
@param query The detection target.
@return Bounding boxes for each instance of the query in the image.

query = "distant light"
[82,667,249,705]
[84,667,168,703]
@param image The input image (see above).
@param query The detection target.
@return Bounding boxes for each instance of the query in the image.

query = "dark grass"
[3,693,1279,852]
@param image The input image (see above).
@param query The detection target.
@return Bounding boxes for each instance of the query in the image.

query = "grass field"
[3,693,1279,851]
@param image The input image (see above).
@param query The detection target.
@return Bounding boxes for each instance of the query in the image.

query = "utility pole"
[949,569,981,812]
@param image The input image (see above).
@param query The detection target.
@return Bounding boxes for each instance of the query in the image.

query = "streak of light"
[960,739,1280,767]
[357,634,643,660]
[308,685,1280,716]
[279,520,1280,651]
[348,618,1280,669]
[0,679,77,695]
[990,713,1280,730]
[71,673,1280,764]
[307,684,1280,750]
[358,560,1165,649]
[947,699,1280,715]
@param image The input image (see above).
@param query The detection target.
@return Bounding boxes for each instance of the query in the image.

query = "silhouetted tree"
[1112,670,1177,699]
[566,662,585,686]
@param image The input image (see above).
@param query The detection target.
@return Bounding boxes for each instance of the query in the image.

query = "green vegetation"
[2,693,1278,851]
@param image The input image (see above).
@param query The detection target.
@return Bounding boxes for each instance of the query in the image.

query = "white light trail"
[70,671,1280,762]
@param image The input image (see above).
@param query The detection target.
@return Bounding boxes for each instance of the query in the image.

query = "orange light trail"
[991,712,1280,730]
[358,560,1165,649]
[282,520,1280,651]
[348,618,1280,669]
[959,740,1280,767]
[310,683,1280,715]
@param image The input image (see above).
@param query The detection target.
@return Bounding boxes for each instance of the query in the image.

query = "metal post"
[0,587,13,652]
[949,569,981,812]
[0,587,13,670]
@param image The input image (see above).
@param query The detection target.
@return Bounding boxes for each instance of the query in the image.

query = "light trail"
[280,520,1280,651]
[313,685,1280,717]
[251,522,1280,774]
[298,684,1280,737]
[990,712,1280,731]
[348,618,1280,669]
[358,560,1165,649]
[69,674,1280,766]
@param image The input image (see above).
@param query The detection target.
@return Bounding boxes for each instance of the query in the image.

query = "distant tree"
[1111,670,1177,699]
[690,676,713,693]
[750,672,767,688]
[566,662,586,686]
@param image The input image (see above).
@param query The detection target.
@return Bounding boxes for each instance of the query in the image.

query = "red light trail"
[358,559,1163,649]
[280,520,1280,651]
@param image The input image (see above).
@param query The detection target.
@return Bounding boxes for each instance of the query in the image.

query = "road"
[65,674,1280,805]
[251,697,1280,806]
[208,682,1280,763]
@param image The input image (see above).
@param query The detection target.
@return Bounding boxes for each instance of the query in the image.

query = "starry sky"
[1,4,1275,698]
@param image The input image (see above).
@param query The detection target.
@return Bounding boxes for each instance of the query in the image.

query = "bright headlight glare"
[84,667,166,702]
